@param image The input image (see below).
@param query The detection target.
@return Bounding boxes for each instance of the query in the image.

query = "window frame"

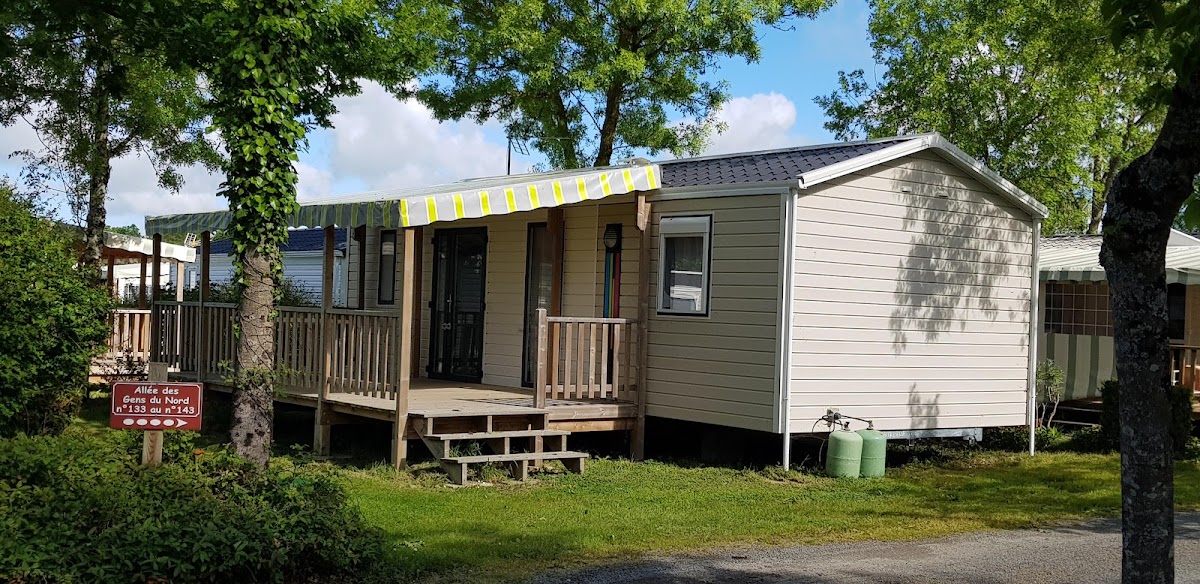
[656,214,713,317]
[377,229,397,305]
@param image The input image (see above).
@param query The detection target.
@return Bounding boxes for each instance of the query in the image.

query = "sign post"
[111,362,204,467]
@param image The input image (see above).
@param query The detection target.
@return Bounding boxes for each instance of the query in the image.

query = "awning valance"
[1040,245,1200,285]
[146,163,660,236]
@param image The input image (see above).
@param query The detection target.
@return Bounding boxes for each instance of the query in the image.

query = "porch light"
[603,224,622,252]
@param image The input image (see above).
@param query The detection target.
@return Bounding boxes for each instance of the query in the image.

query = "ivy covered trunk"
[1100,68,1200,584]
[232,244,278,467]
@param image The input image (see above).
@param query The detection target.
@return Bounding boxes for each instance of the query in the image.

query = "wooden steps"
[426,429,570,440]
[412,411,587,485]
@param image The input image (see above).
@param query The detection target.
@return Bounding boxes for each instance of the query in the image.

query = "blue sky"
[0,0,876,230]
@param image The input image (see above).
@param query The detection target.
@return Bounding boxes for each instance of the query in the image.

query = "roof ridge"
[659,134,930,166]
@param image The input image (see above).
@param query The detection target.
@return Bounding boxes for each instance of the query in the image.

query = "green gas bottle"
[856,426,887,478]
[825,428,863,478]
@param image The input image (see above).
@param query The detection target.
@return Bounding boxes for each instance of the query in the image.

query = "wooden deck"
[194,375,637,436]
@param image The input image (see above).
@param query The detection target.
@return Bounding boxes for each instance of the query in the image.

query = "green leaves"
[419,0,833,168]
[0,186,109,438]
[816,0,1169,234]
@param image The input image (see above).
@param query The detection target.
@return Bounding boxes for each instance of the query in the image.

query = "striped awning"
[1040,244,1200,285]
[146,163,660,236]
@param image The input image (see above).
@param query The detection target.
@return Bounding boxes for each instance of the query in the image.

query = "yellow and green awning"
[146,163,660,236]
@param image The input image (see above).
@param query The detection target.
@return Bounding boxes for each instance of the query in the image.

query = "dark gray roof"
[209,227,346,255]
[660,139,909,188]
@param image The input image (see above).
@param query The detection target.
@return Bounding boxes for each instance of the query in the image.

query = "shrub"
[0,190,110,437]
[177,277,317,307]
[0,433,392,583]
[1100,378,1120,448]
[1036,360,1066,426]
[984,426,1069,452]
[1168,385,1194,455]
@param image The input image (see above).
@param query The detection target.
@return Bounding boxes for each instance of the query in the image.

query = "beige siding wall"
[344,199,638,389]
[646,194,783,432]
[789,152,1035,432]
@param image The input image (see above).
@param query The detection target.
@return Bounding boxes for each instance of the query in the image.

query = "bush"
[0,190,110,437]
[1100,379,1194,455]
[986,426,1071,452]
[1100,378,1120,448]
[0,433,392,583]
[177,277,317,307]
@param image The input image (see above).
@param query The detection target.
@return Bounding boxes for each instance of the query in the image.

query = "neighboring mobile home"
[143,133,1046,481]
[1038,229,1200,399]
[184,228,349,307]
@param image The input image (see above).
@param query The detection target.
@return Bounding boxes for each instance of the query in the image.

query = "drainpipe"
[1027,219,1042,456]
[780,186,799,468]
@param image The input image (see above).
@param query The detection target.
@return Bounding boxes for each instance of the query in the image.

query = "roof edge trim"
[652,180,799,201]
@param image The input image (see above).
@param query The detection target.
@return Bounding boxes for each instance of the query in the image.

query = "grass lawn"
[347,454,1200,583]
[67,395,1200,583]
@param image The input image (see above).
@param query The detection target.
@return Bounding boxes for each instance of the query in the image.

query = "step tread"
[427,429,571,440]
[412,408,549,418]
[444,451,590,464]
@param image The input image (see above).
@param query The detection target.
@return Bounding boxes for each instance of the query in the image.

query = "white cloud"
[323,81,519,191]
[700,93,809,156]
[0,80,526,230]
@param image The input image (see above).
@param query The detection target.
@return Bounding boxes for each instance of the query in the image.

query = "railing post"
[197,231,210,382]
[632,194,651,461]
[315,225,335,456]
[392,227,416,470]
[150,234,162,364]
[535,309,548,409]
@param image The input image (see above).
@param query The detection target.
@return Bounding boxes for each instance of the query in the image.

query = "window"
[1044,281,1112,336]
[658,215,711,316]
[1169,283,1187,341]
[378,229,397,305]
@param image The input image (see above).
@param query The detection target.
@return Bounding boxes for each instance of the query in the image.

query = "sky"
[0,0,875,231]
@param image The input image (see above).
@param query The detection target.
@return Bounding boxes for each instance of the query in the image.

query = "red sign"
[110,382,204,430]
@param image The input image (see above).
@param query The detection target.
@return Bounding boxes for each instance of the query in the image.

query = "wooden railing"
[107,309,152,359]
[327,309,399,399]
[533,309,639,407]
[1171,344,1200,391]
[276,307,323,393]
[153,302,401,400]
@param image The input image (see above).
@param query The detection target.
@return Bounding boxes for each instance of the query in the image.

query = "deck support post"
[150,234,162,363]
[548,208,565,317]
[197,232,210,382]
[315,225,336,456]
[411,228,424,376]
[392,227,417,470]
[632,194,651,461]
[173,259,184,369]
[106,255,116,298]
[138,255,148,309]
[534,309,549,409]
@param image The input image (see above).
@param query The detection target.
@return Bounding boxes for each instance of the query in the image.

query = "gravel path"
[530,513,1200,584]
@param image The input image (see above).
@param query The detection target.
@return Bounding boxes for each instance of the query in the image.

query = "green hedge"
[0,434,395,583]
[0,190,110,436]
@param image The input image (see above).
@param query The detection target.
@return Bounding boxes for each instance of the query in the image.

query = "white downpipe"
[779,187,799,468]
[1027,220,1042,456]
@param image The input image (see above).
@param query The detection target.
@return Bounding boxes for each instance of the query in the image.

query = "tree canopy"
[815,0,1168,234]
[0,0,220,272]
[417,0,833,169]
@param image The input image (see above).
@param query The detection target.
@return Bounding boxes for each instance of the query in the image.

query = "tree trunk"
[232,243,277,467]
[1100,68,1200,584]
[593,86,621,167]
[550,91,581,169]
[81,77,112,278]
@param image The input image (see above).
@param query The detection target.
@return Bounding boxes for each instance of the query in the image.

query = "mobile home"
[143,133,1046,482]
